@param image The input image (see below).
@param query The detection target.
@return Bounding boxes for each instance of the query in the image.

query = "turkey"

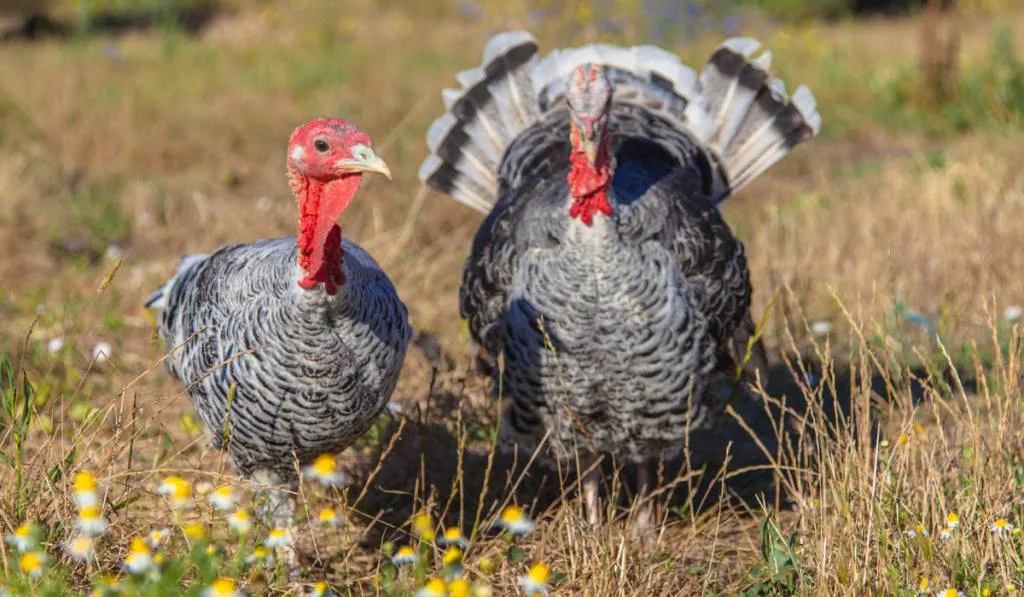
[146,118,411,560]
[419,33,820,531]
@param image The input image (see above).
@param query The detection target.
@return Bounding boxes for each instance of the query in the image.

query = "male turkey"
[420,33,820,530]
[147,118,410,552]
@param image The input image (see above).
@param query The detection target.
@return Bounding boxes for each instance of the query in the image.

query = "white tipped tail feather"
[419,32,821,211]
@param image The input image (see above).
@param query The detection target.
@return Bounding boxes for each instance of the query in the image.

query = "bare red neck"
[567,134,612,226]
[288,163,360,295]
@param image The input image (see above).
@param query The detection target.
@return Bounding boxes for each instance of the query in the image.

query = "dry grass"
[0,1,1022,595]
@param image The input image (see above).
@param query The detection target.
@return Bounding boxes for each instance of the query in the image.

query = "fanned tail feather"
[420,32,821,212]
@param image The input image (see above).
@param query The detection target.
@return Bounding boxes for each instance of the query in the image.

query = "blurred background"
[0,0,1022,592]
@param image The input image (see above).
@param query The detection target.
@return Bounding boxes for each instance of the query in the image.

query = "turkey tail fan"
[419,31,541,214]
[144,253,207,310]
[699,38,822,200]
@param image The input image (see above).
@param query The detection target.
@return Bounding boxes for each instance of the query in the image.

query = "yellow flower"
[228,509,252,535]
[945,512,960,529]
[266,528,291,548]
[918,576,929,592]
[5,524,37,552]
[124,537,154,574]
[183,522,207,541]
[438,526,469,549]
[496,505,534,535]
[208,486,240,511]
[391,545,420,565]
[412,512,435,540]
[519,562,551,596]
[303,454,348,487]
[990,518,1014,536]
[65,534,96,562]
[443,546,463,566]
[203,577,242,597]
[158,476,193,509]
[18,551,46,577]
[309,581,332,597]
[938,590,964,597]
[74,471,101,508]
[982,589,991,597]
[246,545,275,567]
[448,578,471,597]
[78,505,108,537]
[479,556,496,574]
[415,578,447,597]
[318,508,340,527]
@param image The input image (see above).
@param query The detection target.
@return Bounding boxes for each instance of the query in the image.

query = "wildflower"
[519,562,551,596]
[228,509,252,535]
[66,534,96,563]
[939,529,953,540]
[810,320,832,337]
[203,577,242,597]
[18,551,46,578]
[246,545,275,568]
[905,523,929,538]
[183,522,207,541]
[448,578,471,597]
[47,337,64,354]
[124,537,155,574]
[438,526,470,549]
[938,590,964,597]
[479,556,496,574]
[318,507,340,527]
[391,545,420,566]
[441,546,464,580]
[148,527,171,548]
[303,454,349,487]
[1007,584,1019,594]
[92,342,112,364]
[990,518,1014,536]
[78,505,108,537]
[5,524,38,552]
[158,475,192,509]
[1005,305,1022,323]
[266,528,291,548]
[195,481,213,496]
[308,581,332,597]
[208,486,239,511]
[495,505,534,536]
[205,544,221,557]
[916,576,929,594]
[415,578,448,597]
[74,471,101,508]
[90,575,120,597]
[412,512,435,541]
[945,512,960,529]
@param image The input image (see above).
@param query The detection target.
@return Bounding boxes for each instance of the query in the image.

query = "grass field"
[1,0,1023,594]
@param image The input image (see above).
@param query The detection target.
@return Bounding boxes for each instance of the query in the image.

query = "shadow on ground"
[347,340,974,547]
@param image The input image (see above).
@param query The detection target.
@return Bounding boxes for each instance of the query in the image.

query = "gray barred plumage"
[420,33,820,468]
[148,238,410,480]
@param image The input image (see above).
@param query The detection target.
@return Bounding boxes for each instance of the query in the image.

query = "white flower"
[246,545,275,568]
[207,485,240,511]
[905,523,928,538]
[73,471,100,508]
[518,562,551,596]
[391,545,420,566]
[91,342,112,364]
[5,524,37,552]
[65,534,95,563]
[146,527,170,548]
[47,337,64,354]
[203,577,243,597]
[990,518,1014,536]
[318,508,340,528]
[303,454,349,488]
[157,475,192,509]
[307,581,332,597]
[810,320,832,337]
[227,509,252,535]
[18,551,46,578]
[77,505,107,537]
[939,529,953,540]
[945,512,960,529]
[937,589,964,597]
[123,538,154,574]
[265,528,291,548]
[1004,305,1022,323]
[415,579,447,597]
[494,505,534,536]
[437,527,470,550]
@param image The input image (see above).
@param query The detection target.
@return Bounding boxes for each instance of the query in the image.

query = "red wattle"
[567,150,612,225]
[291,165,359,294]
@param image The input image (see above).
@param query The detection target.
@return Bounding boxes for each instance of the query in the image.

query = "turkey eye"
[314,139,330,153]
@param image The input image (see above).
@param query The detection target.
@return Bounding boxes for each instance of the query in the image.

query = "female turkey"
[420,33,820,530]
[147,118,410,548]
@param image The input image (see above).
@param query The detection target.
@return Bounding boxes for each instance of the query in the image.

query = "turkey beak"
[582,138,599,166]
[336,151,392,180]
